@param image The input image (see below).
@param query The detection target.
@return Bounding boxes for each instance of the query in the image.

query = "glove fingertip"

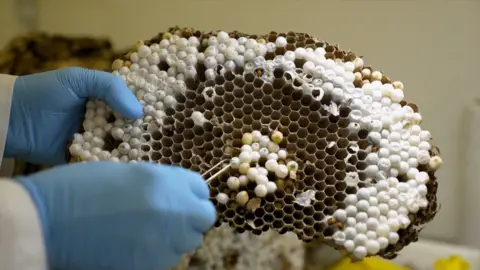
[194,200,217,233]
[117,98,143,119]
[108,79,143,119]
[87,71,143,119]
[189,173,211,200]
[206,200,217,227]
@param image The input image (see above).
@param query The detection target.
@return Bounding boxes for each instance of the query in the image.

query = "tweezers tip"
[205,164,231,183]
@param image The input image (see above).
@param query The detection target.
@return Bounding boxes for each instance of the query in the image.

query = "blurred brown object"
[0,32,117,75]
[0,31,118,176]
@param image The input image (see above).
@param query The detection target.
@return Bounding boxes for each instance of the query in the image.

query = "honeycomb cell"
[313,222,327,235]
[233,76,245,87]
[150,152,161,161]
[293,210,304,220]
[193,136,204,147]
[254,208,265,219]
[284,215,294,225]
[334,160,347,171]
[303,206,315,216]
[171,153,182,163]
[225,209,236,219]
[313,201,325,211]
[264,213,274,224]
[297,139,307,149]
[314,181,327,192]
[160,147,172,157]
[324,166,336,176]
[316,129,328,138]
[324,156,336,165]
[299,107,310,117]
[288,122,300,133]
[334,170,346,181]
[334,191,346,202]
[272,220,284,229]
[304,177,315,187]
[203,142,214,151]
[314,170,327,181]
[284,194,295,204]
[324,186,336,197]
[215,75,225,86]
[243,83,255,94]
[293,220,304,230]
[268,111,280,122]
[294,181,306,190]
[261,105,273,116]
[324,206,335,215]
[179,158,193,170]
[151,141,162,151]
[346,155,358,165]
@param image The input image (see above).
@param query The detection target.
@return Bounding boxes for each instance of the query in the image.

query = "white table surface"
[393,238,480,269]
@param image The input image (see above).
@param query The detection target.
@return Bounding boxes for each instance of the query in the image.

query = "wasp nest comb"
[0,32,115,75]
[68,27,442,261]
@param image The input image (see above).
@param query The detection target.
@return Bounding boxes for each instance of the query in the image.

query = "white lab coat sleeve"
[0,74,16,167]
[0,75,48,270]
[0,180,48,270]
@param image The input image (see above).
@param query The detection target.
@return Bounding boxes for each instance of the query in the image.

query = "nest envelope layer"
[0,32,116,76]
[70,26,441,261]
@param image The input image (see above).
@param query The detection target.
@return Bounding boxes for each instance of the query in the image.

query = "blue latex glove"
[16,161,216,270]
[5,67,143,165]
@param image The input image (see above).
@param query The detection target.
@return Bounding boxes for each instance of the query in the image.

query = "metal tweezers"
[201,160,231,184]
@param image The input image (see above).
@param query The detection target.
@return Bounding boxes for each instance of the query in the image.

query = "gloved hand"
[16,161,216,270]
[5,67,142,165]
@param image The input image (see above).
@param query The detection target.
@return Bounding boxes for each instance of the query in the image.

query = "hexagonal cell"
[160,147,172,157]
[150,152,161,161]
[293,220,305,231]
[288,122,300,133]
[293,210,305,220]
[334,160,347,171]
[324,156,336,165]
[334,170,346,181]
[283,215,294,225]
[314,182,327,192]
[313,201,325,211]
[294,181,306,191]
[296,127,308,139]
[324,186,336,197]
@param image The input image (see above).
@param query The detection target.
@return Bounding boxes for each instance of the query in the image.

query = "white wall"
[0,0,27,48]
[11,0,480,242]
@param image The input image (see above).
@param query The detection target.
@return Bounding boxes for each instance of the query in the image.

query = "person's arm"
[0,74,15,166]
[0,75,48,270]
[0,180,47,270]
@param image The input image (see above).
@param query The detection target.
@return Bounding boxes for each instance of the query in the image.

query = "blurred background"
[1,0,479,269]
